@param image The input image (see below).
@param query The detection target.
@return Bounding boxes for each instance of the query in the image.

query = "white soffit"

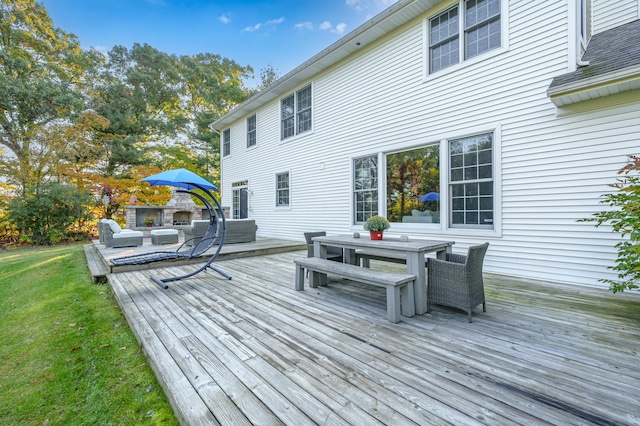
[548,66,640,107]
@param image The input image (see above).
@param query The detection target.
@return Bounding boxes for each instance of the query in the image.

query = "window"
[232,180,248,219]
[449,133,493,228]
[223,129,230,157]
[276,172,290,207]
[579,0,591,49]
[353,155,378,224]
[247,115,256,148]
[281,84,312,140]
[429,0,501,73]
[386,145,440,223]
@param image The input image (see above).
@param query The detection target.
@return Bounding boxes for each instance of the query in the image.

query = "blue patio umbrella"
[418,192,440,201]
[139,168,218,191]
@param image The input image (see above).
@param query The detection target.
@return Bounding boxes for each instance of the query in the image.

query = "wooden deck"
[106,251,640,425]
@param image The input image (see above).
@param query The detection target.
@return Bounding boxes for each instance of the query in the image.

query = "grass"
[0,243,178,425]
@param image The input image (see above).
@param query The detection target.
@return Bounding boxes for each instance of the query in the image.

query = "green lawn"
[0,243,178,425]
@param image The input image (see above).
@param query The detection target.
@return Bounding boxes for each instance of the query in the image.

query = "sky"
[40,0,398,87]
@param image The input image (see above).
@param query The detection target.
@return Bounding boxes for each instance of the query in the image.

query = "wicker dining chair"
[303,231,343,261]
[426,242,489,322]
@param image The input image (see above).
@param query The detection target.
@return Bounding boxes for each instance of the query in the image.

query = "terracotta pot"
[369,230,383,240]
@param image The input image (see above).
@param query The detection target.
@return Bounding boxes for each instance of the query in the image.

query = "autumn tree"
[0,0,103,194]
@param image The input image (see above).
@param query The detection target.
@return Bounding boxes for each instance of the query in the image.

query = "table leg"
[407,251,427,315]
[436,245,452,260]
[313,241,328,286]
[344,248,357,265]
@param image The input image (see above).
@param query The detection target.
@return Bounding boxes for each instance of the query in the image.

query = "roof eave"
[547,65,640,107]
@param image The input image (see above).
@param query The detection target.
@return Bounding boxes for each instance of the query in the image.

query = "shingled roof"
[548,19,640,106]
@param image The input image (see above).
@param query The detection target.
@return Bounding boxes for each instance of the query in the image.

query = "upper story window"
[223,129,230,157]
[281,84,312,140]
[429,0,501,73]
[247,114,256,148]
[579,0,591,50]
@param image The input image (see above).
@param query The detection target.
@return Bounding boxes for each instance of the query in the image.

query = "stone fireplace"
[125,188,202,229]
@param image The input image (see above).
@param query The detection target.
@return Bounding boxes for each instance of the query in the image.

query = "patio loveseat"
[183,219,257,246]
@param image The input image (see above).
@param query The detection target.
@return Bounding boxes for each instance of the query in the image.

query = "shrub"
[8,183,93,245]
[581,155,640,293]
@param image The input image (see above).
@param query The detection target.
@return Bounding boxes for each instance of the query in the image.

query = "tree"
[0,0,103,194]
[90,43,184,176]
[175,53,252,185]
[582,155,640,293]
[258,62,280,91]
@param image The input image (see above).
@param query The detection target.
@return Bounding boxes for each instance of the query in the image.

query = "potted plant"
[144,217,154,227]
[363,215,390,240]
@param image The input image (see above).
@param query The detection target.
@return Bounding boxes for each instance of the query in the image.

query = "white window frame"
[352,154,380,225]
[280,84,313,140]
[423,0,508,79]
[232,180,249,219]
[448,132,494,229]
[275,171,290,208]
[352,126,502,236]
[246,114,256,149]
[222,128,230,157]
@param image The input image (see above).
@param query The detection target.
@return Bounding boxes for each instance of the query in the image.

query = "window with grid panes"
[449,133,493,228]
[247,115,256,148]
[223,129,230,157]
[281,85,312,140]
[429,0,501,73]
[276,172,290,207]
[353,155,379,224]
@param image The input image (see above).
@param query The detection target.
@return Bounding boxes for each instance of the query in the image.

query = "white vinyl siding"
[592,0,639,34]
[220,1,640,289]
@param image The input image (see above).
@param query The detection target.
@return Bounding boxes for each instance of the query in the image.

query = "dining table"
[312,234,454,315]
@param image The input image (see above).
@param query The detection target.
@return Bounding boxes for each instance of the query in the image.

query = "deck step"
[84,244,109,283]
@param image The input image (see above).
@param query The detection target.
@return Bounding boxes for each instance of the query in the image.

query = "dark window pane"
[466,211,479,224]
[464,167,478,180]
[464,152,478,166]
[478,149,492,164]
[451,168,464,181]
[466,197,478,210]
[480,196,493,210]
[478,165,492,179]
[479,181,493,195]
[465,183,479,196]
[452,197,465,210]
[452,212,465,224]
[480,211,493,224]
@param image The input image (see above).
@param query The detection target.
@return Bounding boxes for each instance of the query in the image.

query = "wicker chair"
[102,219,144,248]
[304,231,343,262]
[426,242,489,322]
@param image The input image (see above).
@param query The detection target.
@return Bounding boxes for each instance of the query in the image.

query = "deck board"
[107,251,640,426]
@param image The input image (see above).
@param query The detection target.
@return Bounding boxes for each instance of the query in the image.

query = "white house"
[212,0,640,288]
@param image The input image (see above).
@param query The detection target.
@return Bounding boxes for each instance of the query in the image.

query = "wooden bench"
[294,257,416,323]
